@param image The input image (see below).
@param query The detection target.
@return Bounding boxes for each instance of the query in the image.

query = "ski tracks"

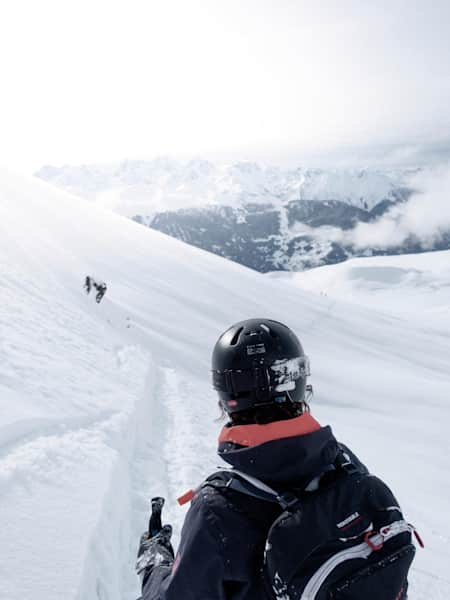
[108,362,219,600]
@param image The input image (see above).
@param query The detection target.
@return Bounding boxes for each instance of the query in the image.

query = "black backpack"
[205,454,422,600]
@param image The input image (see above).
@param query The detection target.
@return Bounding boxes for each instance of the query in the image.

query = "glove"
[136,524,174,583]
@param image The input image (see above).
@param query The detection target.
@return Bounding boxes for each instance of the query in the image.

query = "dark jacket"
[142,415,362,600]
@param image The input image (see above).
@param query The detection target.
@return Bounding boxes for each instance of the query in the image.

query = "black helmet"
[212,318,310,414]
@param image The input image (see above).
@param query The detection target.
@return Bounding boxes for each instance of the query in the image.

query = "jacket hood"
[217,415,340,485]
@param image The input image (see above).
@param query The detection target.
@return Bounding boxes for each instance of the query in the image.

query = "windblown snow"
[0,169,449,600]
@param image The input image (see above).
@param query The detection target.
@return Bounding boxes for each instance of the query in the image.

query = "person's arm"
[141,495,227,600]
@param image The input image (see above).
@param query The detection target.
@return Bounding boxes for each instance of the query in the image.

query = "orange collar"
[218,413,321,448]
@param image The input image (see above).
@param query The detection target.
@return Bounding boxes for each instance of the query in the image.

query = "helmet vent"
[230,327,244,346]
[260,323,270,333]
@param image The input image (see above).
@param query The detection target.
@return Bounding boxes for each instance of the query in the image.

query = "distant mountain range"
[37,159,446,272]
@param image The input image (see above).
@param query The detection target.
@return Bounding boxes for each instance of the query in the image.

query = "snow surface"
[270,252,450,324]
[1,169,449,599]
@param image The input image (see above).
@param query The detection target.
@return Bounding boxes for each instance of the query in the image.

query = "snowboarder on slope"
[83,276,107,304]
[94,281,107,304]
[136,319,417,600]
[84,276,92,294]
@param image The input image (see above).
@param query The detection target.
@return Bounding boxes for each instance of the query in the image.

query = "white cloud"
[350,165,450,249]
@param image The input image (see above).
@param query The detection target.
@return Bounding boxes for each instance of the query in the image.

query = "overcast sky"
[1,0,449,173]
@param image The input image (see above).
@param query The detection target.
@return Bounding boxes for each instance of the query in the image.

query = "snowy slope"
[271,251,450,323]
[1,169,449,600]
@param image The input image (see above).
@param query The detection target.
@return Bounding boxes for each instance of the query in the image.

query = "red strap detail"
[394,586,406,600]
[177,489,195,506]
[413,528,425,548]
[171,553,181,575]
[364,531,383,551]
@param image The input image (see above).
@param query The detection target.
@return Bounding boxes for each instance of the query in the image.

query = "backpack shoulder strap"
[204,469,301,510]
[334,449,361,475]
[202,451,363,510]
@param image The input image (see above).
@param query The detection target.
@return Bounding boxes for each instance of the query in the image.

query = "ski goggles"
[212,355,310,396]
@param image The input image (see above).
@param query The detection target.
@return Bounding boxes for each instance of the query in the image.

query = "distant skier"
[83,276,107,304]
[84,276,92,294]
[94,281,107,304]
[136,319,420,600]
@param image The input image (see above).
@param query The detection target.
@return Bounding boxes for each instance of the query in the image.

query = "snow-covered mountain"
[35,159,412,214]
[36,159,419,271]
[1,168,449,599]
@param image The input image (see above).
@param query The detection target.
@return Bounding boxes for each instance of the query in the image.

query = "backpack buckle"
[276,491,300,511]
[364,530,384,551]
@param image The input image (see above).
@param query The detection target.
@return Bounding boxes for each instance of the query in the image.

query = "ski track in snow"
[1,170,449,599]
[74,338,219,600]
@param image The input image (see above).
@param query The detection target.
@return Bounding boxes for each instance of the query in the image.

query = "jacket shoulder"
[338,442,370,474]
[194,473,281,584]
[197,470,282,529]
